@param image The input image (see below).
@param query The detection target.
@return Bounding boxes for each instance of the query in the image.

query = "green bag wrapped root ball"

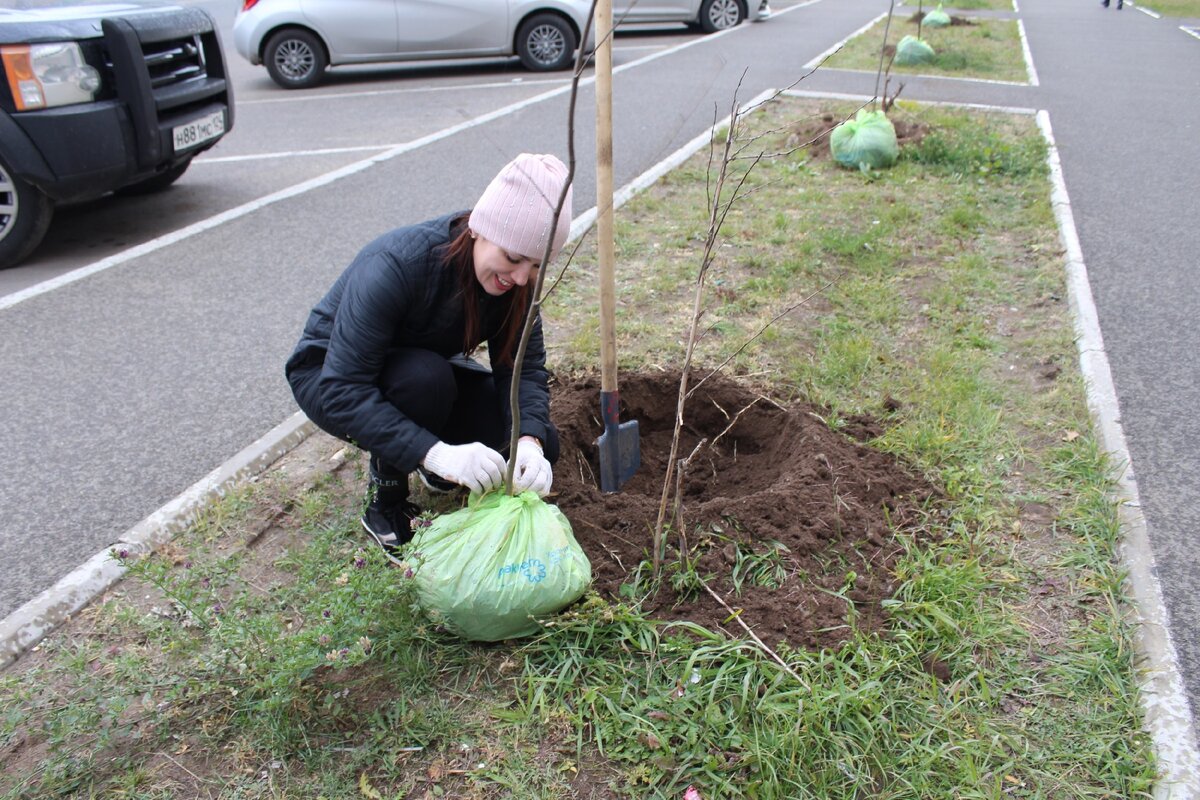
[923,4,951,27]
[895,34,935,65]
[830,109,899,170]
[410,491,591,641]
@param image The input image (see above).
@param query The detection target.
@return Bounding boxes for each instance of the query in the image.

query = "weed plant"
[0,98,1156,797]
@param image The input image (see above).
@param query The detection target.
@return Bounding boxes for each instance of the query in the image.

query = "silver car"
[616,0,770,31]
[233,0,770,90]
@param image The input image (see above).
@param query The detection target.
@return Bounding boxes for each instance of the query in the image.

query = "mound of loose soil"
[551,371,938,650]
[786,112,928,161]
[909,11,976,24]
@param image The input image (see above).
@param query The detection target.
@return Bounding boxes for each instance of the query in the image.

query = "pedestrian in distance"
[285,153,572,563]
[1101,0,1123,9]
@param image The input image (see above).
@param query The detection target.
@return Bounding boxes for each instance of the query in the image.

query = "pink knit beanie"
[469,153,573,262]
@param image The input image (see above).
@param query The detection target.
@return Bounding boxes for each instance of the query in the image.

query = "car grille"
[100,10,232,166]
[142,36,206,90]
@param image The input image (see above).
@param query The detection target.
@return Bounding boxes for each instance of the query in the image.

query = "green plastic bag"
[923,4,951,27]
[830,109,899,170]
[895,34,935,65]
[409,491,591,641]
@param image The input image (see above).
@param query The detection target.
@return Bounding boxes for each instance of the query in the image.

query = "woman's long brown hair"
[442,214,530,367]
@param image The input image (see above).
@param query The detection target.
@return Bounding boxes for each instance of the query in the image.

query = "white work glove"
[512,437,553,497]
[422,442,506,495]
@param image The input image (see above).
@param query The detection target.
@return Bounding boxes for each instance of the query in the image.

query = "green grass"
[0,98,1156,798]
[825,17,1031,83]
[936,0,1014,9]
[1133,0,1200,14]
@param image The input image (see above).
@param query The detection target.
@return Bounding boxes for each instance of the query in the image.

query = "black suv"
[0,0,234,269]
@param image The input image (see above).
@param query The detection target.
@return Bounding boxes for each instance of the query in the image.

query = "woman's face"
[472,235,540,297]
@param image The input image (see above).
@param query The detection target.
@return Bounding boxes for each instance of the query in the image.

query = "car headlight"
[2,42,101,111]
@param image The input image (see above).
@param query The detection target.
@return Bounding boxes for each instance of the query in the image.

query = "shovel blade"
[598,419,640,493]
[597,390,640,493]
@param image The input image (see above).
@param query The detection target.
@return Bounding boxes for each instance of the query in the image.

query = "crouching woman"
[285,153,572,562]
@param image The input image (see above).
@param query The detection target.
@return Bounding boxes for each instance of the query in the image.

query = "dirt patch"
[550,371,939,650]
[786,112,928,161]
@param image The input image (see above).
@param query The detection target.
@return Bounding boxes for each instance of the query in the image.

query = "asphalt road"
[2,0,1199,741]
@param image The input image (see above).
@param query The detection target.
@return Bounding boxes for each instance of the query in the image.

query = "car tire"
[699,0,745,33]
[264,28,328,89]
[0,156,54,270]
[116,160,191,196]
[517,14,576,71]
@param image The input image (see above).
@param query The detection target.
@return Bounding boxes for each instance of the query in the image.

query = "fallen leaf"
[1062,430,1081,442]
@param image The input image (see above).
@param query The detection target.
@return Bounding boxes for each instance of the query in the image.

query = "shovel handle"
[596,0,617,393]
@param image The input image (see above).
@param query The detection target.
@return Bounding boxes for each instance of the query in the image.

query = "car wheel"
[699,0,745,33]
[517,14,576,71]
[0,156,54,270]
[116,160,191,196]
[264,28,328,89]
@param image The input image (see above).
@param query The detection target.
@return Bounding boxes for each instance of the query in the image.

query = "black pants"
[288,348,559,483]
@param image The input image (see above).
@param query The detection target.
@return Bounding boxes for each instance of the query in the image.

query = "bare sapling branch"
[652,77,750,571]
[873,0,899,112]
[504,0,598,494]
[651,75,852,571]
[672,436,708,561]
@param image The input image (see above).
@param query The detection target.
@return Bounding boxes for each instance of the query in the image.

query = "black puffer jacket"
[285,212,552,472]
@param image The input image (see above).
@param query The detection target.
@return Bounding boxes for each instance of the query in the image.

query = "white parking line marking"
[1134,3,1164,17]
[1182,25,1200,40]
[236,45,673,107]
[198,144,396,164]
[238,76,568,106]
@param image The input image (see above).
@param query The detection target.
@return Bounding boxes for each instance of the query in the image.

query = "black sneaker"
[416,465,459,494]
[360,496,419,565]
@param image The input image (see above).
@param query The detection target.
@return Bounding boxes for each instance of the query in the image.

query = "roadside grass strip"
[1132,0,1200,15]
[824,17,1031,84]
[902,0,1015,9]
[0,97,1157,798]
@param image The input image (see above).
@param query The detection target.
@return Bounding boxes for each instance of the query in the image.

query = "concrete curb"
[0,412,315,669]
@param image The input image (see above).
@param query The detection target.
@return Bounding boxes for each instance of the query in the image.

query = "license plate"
[172,110,225,153]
